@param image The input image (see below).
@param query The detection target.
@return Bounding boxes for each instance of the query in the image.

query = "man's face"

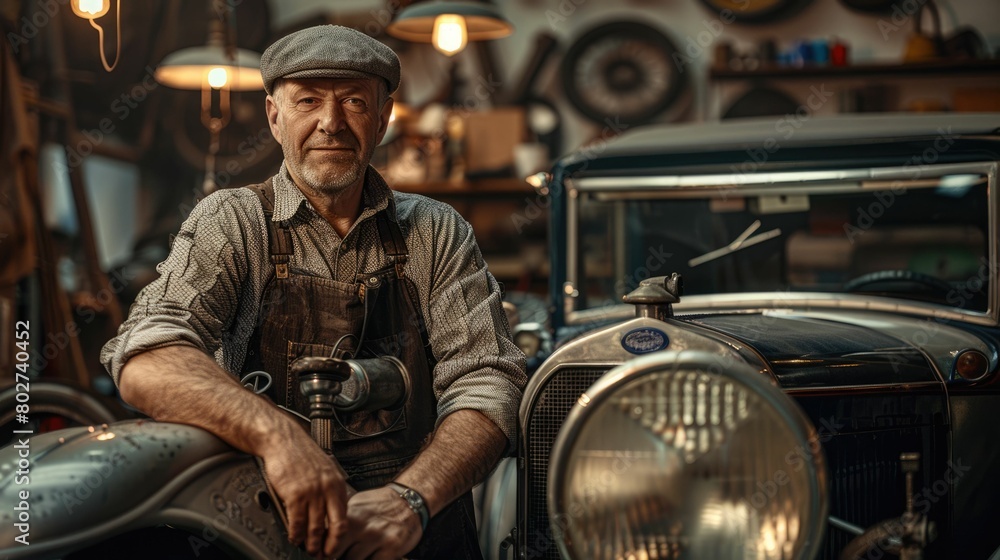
[265,77,393,196]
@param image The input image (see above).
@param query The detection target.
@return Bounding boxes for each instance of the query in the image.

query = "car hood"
[686,312,946,389]
[0,420,238,556]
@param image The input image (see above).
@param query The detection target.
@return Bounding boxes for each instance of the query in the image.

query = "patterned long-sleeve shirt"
[101,163,527,447]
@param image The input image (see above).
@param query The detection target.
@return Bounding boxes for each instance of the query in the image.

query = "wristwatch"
[387,482,429,531]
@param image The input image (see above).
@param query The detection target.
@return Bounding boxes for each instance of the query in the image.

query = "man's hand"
[260,433,353,558]
[332,486,423,560]
[118,345,355,557]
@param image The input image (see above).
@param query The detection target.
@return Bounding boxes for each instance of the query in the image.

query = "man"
[102,25,526,559]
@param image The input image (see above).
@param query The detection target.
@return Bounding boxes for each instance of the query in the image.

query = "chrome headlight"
[548,351,827,560]
[513,322,552,359]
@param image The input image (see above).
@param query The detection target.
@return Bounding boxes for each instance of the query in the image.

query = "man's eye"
[296,98,318,106]
[344,98,367,110]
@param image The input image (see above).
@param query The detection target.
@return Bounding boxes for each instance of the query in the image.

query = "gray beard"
[296,160,364,195]
[284,146,367,196]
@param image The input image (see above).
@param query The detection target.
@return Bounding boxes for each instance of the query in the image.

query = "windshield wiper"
[688,220,782,267]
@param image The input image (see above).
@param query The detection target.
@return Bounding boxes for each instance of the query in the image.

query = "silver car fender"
[0,419,308,559]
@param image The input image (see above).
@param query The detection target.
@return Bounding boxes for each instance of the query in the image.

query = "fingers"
[285,497,307,547]
[324,488,348,557]
[263,451,349,555]
[305,497,327,556]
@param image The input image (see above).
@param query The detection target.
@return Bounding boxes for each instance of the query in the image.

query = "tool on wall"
[837,0,897,14]
[903,0,946,62]
[504,32,563,162]
[697,0,814,24]
[560,21,688,129]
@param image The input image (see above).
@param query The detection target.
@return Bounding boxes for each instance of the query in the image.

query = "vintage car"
[3,113,1000,560]
[493,112,1000,560]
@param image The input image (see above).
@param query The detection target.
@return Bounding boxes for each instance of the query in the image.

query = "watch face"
[404,490,422,507]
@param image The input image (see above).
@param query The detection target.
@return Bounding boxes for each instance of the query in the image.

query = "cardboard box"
[461,106,526,175]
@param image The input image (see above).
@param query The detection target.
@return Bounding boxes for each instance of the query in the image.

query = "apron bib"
[242,179,482,559]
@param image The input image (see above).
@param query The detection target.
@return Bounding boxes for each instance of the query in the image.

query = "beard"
[284,136,373,196]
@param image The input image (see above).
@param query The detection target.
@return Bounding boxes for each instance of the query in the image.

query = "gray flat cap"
[260,25,400,95]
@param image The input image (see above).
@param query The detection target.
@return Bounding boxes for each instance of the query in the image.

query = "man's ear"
[265,95,282,145]
[375,97,394,145]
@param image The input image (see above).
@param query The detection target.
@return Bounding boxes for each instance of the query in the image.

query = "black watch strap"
[387,482,429,531]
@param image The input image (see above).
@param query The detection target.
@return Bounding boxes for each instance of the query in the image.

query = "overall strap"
[374,209,437,369]
[375,208,409,279]
[246,178,294,279]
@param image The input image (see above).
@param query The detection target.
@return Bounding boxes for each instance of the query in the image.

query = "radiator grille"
[821,427,944,560]
[524,366,608,560]
[522,367,942,560]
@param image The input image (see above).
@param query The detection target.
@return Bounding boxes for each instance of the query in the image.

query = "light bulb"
[72,0,109,19]
[207,67,229,89]
[432,14,467,57]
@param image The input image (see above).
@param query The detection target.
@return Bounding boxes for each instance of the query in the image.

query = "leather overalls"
[241,179,483,559]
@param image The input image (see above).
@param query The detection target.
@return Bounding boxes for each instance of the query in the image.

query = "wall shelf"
[392,178,534,197]
[709,59,1000,81]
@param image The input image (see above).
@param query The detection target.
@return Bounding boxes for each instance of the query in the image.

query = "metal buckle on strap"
[275,262,288,279]
[392,255,407,279]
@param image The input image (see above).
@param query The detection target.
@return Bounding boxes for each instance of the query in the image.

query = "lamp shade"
[386,1,513,43]
[155,46,264,91]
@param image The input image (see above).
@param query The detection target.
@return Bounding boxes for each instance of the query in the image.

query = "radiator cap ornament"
[622,273,683,320]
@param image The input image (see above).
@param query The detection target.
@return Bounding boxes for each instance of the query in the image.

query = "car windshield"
[572,164,993,315]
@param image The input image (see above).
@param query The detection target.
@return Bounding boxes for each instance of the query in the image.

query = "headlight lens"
[513,322,550,359]
[549,351,827,560]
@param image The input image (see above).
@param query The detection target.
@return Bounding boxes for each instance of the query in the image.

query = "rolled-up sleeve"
[423,208,527,450]
[101,190,262,385]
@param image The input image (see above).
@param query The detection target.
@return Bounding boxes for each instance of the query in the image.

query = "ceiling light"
[72,0,119,72]
[154,7,263,194]
[387,1,513,57]
[155,43,263,92]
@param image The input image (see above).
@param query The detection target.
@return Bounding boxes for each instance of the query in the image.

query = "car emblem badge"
[621,328,669,354]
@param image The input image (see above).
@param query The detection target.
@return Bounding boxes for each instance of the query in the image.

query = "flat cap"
[260,25,400,96]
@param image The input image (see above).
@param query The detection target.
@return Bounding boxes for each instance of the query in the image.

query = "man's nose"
[317,101,346,135]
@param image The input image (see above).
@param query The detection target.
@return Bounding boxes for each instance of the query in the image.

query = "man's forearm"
[394,409,507,516]
[118,344,304,457]
[120,344,355,556]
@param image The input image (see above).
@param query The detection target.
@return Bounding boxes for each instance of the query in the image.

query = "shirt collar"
[271,161,395,223]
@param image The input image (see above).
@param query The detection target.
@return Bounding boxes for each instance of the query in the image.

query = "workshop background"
[1,0,998,391]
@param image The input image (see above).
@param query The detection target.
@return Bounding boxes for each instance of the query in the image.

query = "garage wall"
[266,0,1000,156]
